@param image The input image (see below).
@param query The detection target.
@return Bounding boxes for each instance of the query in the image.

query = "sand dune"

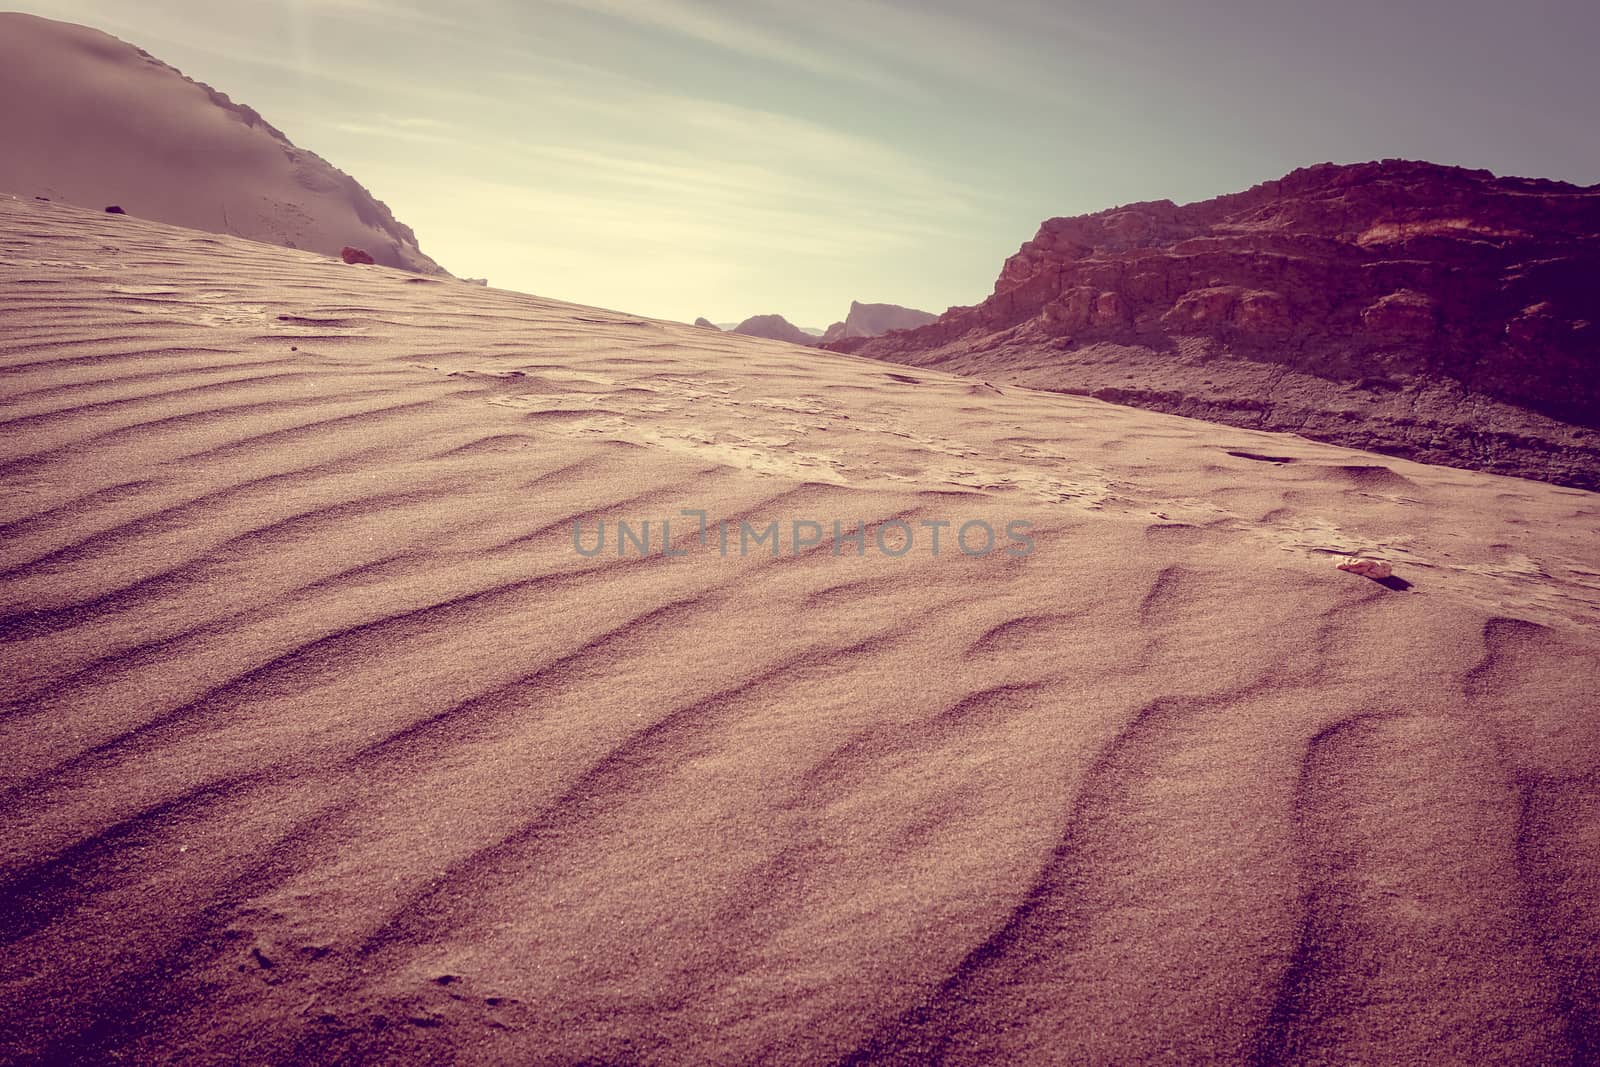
[2,197,1599,1064]
[0,13,445,276]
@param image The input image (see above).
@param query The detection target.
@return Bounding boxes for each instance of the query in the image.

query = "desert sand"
[2,197,1598,1064]
[0,13,444,276]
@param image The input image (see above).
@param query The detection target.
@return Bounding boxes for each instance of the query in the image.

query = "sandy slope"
[2,197,1598,1065]
[0,13,445,276]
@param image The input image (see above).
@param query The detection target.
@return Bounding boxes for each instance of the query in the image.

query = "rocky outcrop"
[732,314,817,346]
[716,303,933,345]
[820,301,938,343]
[693,317,721,330]
[827,160,1600,488]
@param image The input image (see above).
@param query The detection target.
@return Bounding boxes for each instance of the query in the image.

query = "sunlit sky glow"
[10,0,1600,324]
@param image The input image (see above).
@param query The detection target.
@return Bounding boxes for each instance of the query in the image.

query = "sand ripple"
[3,198,1599,1064]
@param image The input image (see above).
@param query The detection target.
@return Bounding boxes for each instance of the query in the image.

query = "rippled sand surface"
[3,198,1598,1064]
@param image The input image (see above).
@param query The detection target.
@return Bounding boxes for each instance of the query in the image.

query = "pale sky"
[9,1,1600,326]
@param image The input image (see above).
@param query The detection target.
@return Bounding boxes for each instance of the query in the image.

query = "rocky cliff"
[821,301,938,343]
[827,160,1600,488]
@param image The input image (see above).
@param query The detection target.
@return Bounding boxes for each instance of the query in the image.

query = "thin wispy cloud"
[9,0,1600,323]
[320,118,461,146]
[535,0,922,96]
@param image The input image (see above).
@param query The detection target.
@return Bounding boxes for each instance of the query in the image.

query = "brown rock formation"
[732,314,817,346]
[827,160,1600,488]
[820,300,938,343]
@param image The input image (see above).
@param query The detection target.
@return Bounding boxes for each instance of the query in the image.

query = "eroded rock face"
[820,301,938,343]
[1234,290,1292,338]
[827,160,1600,487]
[1094,291,1133,329]
[1361,290,1437,340]
[1161,286,1244,332]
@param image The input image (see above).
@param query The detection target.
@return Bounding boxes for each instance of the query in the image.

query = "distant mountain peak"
[731,314,816,346]
[821,300,938,344]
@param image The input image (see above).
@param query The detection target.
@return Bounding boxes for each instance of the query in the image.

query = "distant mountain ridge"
[0,12,446,275]
[704,301,938,348]
[821,301,937,343]
[727,314,817,346]
[826,160,1600,488]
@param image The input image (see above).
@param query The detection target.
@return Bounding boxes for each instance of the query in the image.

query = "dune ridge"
[2,197,1599,1064]
[0,12,446,276]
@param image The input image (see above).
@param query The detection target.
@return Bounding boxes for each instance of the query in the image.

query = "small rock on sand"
[1336,557,1393,579]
